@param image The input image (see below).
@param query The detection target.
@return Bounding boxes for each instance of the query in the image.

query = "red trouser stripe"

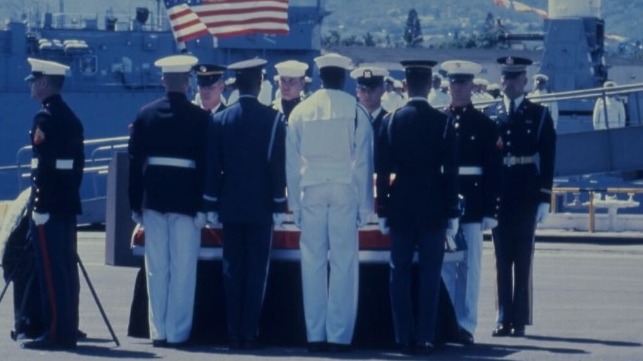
[37,225,58,341]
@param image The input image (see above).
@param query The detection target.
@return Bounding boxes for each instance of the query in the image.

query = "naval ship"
[0,0,327,223]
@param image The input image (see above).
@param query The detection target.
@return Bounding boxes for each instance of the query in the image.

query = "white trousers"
[143,209,200,343]
[299,183,359,344]
[441,222,484,334]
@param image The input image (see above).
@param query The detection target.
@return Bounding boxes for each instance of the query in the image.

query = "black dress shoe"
[415,341,435,355]
[307,341,327,353]
[328,342,351,353]
[152,339,169,348]
[456,327,475,345]
[22,337,76,350]
[492,324,511,337]
[511,327,525,337]
[76,329,87,340]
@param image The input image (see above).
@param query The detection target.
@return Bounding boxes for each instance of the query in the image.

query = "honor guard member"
[128,55,209,347]
[375,60,459,355]
[350,66,389,135]
[273,60,308,121]
[592,80,626,130]
[22,58,84,350]
[484,56,556,338]
[529,74,559,128]
[439,60,503,345]
[286,53,374,352]
[203,58,288,350]
[193,63,227,114]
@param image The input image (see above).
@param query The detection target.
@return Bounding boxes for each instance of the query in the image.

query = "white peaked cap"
[27,58,69,76]
[349,66,389,79]
[275,60,309,78]
[154,55,198,73]
[440,60,482,77]
[314,53,352,70]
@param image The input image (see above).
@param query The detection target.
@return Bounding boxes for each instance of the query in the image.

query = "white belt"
[147,157,196,169]
[56,159,74,170]
[30,158,74,170]
[503,155,535,167]
[458,166,483,175]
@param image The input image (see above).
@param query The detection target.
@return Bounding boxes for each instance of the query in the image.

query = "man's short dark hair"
[319,67,345,89]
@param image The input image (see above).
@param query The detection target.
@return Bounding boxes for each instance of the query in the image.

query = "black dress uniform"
[129,54,210,345]
[376,61,460,352]
[447,103,502,223]
[203,59,287,347]
[485,90,556,335]
[28,89,84,349]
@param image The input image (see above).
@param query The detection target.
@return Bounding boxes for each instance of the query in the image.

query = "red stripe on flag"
[197,6,288,17]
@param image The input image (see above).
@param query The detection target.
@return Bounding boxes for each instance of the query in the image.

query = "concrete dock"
[1,229,642,361]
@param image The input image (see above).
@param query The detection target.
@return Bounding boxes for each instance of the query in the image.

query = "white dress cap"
[440,60,482,78]
[275,60,309,78]
[533,73,549,82]
[27,58,69,76]
[154,55,198,73]
[349,66,389,80]
[314,53,352,70]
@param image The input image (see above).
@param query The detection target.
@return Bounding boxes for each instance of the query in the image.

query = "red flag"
[164,0,290,43]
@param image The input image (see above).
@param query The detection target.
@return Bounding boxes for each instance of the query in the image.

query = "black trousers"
[492,206,537,328]
[222,222,272,340]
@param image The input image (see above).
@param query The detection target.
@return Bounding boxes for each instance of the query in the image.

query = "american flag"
[164,0,289,43]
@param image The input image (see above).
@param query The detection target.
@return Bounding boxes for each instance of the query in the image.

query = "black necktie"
[509,99,515,117]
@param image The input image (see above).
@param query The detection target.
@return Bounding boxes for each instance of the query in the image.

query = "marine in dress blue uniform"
[375,60,460,355]
[350,66,389,137]
[22,58,84,350]
[202,58,287,349]
[484,56,556,337]
[286,53,374,352]
[193,63,227,114]
[272,60,308,121]
[128,55,210,346]
[438,60,503,345]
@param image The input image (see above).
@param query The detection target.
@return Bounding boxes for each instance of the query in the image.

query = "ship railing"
[552,186,643,232]
[16,136,130,198]
[465,82,643,109]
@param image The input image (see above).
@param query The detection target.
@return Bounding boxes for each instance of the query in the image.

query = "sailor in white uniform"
[427,74,450,107]
[528,74,559,129]
[286,53,374,352]
[272,60,308,121]
[593,80,626,130]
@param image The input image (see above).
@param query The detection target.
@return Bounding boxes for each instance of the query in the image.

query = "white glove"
[481,217,498,230]
[32,212,50,226]
[535,203,551,224]
[273,213,288,228]
[378,218,390,235]
[206,211,220,226]
[446,218,459,238]
[292,210,302,228]
[194,212,206,229]
[357,211,371,228]
[131,211,142,225]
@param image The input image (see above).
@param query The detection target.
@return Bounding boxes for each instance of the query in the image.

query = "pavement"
[1,229,643,361]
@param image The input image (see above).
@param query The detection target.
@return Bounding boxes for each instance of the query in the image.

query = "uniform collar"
[503,94,525,110]
[408,96,428,103]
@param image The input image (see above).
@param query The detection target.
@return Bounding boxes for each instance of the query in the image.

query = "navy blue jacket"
[203,95,287,224]
[446,103,502,223]
[375,98,459,230]
[30,94,84,215]
[484,98,556,213]
[128,92,210,216]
